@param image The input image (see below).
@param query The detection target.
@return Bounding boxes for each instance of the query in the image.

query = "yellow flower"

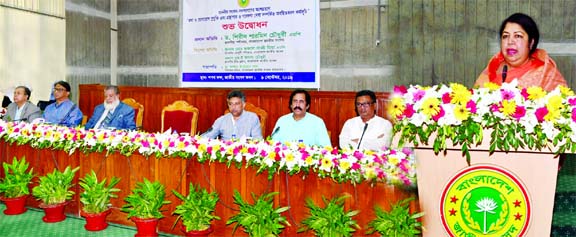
[389,156,399,166]
[305,156,315,166]
[388,97,405,118]
[241,147,248,153]
[560,85,575,96]
[500,100,516,116]
[267,151,276,160]
[450,83,471,105]
[321,157,333,170]
[285,153,294,162]
[527,86,545,100]
[198,143,207,152]
[177,142,185,149]
[421,97,440,117]
[547,95,563,111]
[484,82,500,91]
[544,107,561,122]
[453,104,470,121]
[364,167,376,179]
[339,160,351,171]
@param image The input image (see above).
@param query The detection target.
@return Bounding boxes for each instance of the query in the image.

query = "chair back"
[161,100,199,134]
[122,98,144,129]
[224,102,267,136]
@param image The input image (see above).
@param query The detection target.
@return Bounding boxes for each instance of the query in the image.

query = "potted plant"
[121,178,170,237]
[32,166,79,223]
[172,183,220,237]
[0,157,34,215]
[298,195,360,237]
[366,197,424,237]
[226,190,290,236]
[79,170,121,231]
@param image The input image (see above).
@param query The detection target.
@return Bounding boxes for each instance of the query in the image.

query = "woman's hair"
[499,13,539,55]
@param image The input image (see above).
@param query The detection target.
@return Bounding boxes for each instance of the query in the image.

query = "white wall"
[0,2,65,104]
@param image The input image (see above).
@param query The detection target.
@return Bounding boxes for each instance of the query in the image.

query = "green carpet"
[0,205,178,237]
[552,154,576,237]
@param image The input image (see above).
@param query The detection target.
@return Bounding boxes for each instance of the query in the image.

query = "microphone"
[13,118,28,122]
[270,126,280,138]
[502,65,508,83]
[357,123,369,150]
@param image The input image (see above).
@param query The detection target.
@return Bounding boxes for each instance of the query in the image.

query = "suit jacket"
[3,101,42,122]
[85,102,136,130]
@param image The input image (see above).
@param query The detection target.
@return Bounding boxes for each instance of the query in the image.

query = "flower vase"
[181,225,213,237]
[0,195,28,215]
[81,209,112,231]
[131,217,159,237]
[39,202,68,223]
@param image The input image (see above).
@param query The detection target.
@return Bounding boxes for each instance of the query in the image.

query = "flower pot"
[131,217,159,237]
[81,209,112,231]
[39,202,68,223]
[181,225,213,237]
[0,195,28,215]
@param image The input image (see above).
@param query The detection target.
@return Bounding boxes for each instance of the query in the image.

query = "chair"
[161,100,199,134]
[122,98,144,130]
[224,102,268,136]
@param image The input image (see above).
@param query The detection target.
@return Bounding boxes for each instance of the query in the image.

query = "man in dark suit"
[3,86,42,122]
[84,85,136,130]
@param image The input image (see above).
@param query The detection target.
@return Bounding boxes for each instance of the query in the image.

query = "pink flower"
[393,85,407,95]
[412,90,425,103]
[535,107,548,122]
[351,162,361,170]
[490,104,500,112]
[513,106,526,121]
[401,104,415,119]
[432,106,445,122]
[501,89,515,100]
[521,88,529,100]
[442,93,451,104]
[466,100,477,114]
[353,150,364,159]
[572,108,576,123]
[569,97,576,106]
[401,147,413,156]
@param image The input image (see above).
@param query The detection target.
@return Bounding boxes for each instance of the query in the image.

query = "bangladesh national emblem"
[440,165,530,236]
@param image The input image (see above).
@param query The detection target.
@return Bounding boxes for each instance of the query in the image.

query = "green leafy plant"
[172,183,220,232]
[0,157,34,198]
[298,195,360,237]
[32,166,79,205]
[79,170,121,214]
[226,190,290,236]
[366,197,424,237]
[121,178,170,219]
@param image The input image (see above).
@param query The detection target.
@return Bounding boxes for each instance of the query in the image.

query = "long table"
[1,140,417,236]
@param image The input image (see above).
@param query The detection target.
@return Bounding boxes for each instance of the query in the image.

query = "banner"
[181,0,320,88]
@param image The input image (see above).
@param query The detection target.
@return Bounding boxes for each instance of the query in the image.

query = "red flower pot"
[0,195,28,215]
[81,209,112,231]
[39,202,68,223]
[131,217,159,237]
[181,225,213,237]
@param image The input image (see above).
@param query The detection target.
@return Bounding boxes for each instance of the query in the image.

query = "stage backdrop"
[180,0,320,88]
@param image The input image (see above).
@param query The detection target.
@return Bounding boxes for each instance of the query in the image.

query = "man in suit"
[84,85,136,130]
[3,86,42,122]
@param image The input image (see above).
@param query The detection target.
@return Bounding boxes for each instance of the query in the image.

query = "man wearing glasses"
[202,90,262,140]
[339,90,392,151]
[43,81,83,127]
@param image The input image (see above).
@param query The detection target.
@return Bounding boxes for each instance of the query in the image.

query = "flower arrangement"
[0,120,416,188]
[390,80,576,163]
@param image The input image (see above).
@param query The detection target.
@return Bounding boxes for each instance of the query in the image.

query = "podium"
[412,134,559,236]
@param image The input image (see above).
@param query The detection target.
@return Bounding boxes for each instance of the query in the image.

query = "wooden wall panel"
[0,140,417,236]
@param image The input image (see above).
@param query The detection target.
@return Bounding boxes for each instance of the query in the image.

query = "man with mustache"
[202,90,262,140]
[339,90,392,151]
[84,85,136,130]
[3,86,42,122]
[271,89,331,147]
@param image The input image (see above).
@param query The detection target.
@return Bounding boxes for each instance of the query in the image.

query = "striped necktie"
[100,110,113,128]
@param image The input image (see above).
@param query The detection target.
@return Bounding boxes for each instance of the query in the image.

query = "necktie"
[100,110,113,129]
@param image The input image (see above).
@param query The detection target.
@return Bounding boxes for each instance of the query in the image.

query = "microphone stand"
[357,123,368,150]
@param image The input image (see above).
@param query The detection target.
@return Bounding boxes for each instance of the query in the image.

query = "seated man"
[202,90,262,140]
[43,81,83,127]
[271,89,331,147]
[339,90,392,151]
[85,85,136,130]
[3,86,42,122]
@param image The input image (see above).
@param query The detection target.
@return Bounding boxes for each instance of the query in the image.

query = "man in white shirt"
[339,90,392,151]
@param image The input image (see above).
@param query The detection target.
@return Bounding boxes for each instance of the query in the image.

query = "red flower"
[442,93,451,104]
[466,100,477,114]
[535,107,548,122]
[513,106,526,121]
[432,106,445,122]
[403,104,415,118]
[394,85,408,95]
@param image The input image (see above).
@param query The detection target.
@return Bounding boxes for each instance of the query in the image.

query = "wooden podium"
[411,134,558,236]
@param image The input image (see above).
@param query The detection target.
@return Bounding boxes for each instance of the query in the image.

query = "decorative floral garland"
[390,81,576,163]
[0,120,416,188]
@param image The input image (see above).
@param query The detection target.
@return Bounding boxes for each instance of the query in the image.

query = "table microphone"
[502,65,508,83]
[271,126,280,138]
[357,123,368,150]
